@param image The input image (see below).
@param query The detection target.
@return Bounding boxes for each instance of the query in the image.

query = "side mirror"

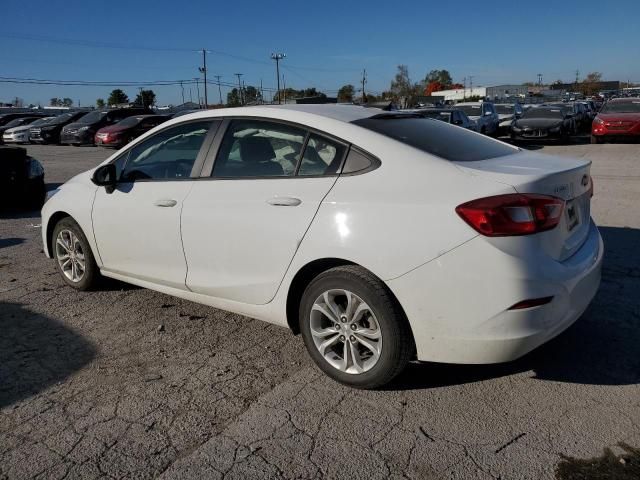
[91,164,117,193]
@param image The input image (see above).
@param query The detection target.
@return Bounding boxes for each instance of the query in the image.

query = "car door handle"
[266,197,302,207]
[154,199,178,207]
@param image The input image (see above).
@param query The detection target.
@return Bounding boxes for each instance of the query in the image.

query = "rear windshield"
[115,116,144,127]
[600,100,640,114]
[352,116,516,162]
[77,110,108,124]
[522,108,564,119]
[495,105,515,114]
[456,105,482,117]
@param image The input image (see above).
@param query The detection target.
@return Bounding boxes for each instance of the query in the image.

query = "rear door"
[181,118,347,305]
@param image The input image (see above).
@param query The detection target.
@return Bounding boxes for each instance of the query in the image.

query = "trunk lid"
[455,151,592,261]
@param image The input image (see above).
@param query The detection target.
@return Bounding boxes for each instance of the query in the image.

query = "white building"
[433,87,487,101]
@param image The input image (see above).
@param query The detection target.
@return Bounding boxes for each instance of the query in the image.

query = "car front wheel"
[52,218,99,290]
[299,266,414,389]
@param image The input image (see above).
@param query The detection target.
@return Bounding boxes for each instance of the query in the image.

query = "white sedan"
[2,117,53,144]
[42,105,603,388]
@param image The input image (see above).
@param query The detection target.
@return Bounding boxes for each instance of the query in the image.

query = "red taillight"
[456,194,565,237]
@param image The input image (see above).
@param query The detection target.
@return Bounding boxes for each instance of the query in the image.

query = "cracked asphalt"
[1,142,639,479]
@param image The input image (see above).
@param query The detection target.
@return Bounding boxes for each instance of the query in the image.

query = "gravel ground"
[1,141,639,480]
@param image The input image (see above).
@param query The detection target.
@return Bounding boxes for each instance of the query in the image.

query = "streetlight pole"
[194,78,201,108]
[270,53,286,104]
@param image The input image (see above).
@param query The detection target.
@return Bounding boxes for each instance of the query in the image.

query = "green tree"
[107,89,129,106]
[62,97,74,107]
[390,65,422,108]
[96,98,105,108]
[338,84,355,102]
[243,85,262,104]
[424,69,453,87]
[49,98,62,106]
[227,88,241,106]
[134,89,156,108]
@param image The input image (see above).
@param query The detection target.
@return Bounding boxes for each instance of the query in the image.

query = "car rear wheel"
[299,266,414,389]
[52,218,99,290]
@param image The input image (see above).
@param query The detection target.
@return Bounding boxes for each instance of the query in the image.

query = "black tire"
[299,265,415,389]
[52,217,100,291]
[480,126,486,135]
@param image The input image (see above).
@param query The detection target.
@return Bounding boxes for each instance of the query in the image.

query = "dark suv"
[30,111,87,144]
[0,145,46,209]
[60,108,152,146]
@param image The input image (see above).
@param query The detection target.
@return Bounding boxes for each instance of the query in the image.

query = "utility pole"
[270,53,286,104]
[199,49,208,108]
[361,69,367,103]
[194,78,201,108]
[463,77,467,100]
[179,81,185,104]
[260,78,264,104]
[468,75,474,98]
[213,75,223,105]
[234,73,243,105]
[138,87,144,108]
[189,87,193,104]
[575,69,580,89]
[537,73,543,87]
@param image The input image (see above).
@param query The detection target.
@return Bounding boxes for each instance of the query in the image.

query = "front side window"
[298,134,346,176]
[212,120,306,178]
[120,121,211,181]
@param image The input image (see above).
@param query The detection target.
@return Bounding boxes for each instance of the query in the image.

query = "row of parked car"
[411,97,639,143]
[0,108,182,148]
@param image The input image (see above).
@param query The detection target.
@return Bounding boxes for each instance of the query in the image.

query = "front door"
[92,120,216,289]
[181,119,347,305]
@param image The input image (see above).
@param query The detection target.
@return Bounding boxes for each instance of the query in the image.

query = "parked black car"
[0,145,46,209]
[30,111,87,144]
[60,108,152,146]
[0,116,46,144]
[511,106,574,142]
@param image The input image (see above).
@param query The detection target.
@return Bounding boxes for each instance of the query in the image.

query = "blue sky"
[1,0,638,107]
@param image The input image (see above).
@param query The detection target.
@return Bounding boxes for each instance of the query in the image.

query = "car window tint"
[342,148,374,174]
[120,121,211,181]
[212,120,306,178]
[298,134,346,176]
[352,116,516,162]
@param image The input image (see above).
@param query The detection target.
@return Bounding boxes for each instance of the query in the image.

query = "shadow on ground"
[0,302,96,408]
[555,443,640,479]
[0,238,25,249]
[390,226,640,390]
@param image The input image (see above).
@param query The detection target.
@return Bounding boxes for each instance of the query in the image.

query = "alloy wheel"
[309,289,382,374]
[55,229,86,283]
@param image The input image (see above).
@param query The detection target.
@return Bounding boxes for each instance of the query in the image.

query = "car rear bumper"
[386,220,603,364]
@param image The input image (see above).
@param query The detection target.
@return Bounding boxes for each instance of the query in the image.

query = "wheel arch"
[45,211,72,257]
[285,258,414,346]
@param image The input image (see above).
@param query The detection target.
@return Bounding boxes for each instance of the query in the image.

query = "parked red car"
[591,98,640,143]
[94,114,170,148]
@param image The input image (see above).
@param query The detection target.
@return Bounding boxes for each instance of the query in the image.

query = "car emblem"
[581,175,589,187]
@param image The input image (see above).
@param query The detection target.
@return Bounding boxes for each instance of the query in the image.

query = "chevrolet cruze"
[42,105,603,388]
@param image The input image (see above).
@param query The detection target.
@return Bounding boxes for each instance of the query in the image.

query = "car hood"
[514,118,563,129]
[3,125,32,134]
[63,122,96,131]
[597,113,640,122]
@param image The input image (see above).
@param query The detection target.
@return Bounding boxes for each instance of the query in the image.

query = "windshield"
[49,112,75,124]
[420,111,451,122]
[115,116,144,128]
[352,116,516,162]
[4,118,37,128]
[521,108,564,119]
[495,105,515,114]
[600,100,640,114]
[30,118,53,127]
[77,110,108,124]
[456,105,482,117]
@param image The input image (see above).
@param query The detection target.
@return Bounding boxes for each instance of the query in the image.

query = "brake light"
[456,194,565,236]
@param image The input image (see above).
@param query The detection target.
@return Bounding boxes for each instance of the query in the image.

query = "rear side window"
[352,116,516,162]
[297,134,346,176]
